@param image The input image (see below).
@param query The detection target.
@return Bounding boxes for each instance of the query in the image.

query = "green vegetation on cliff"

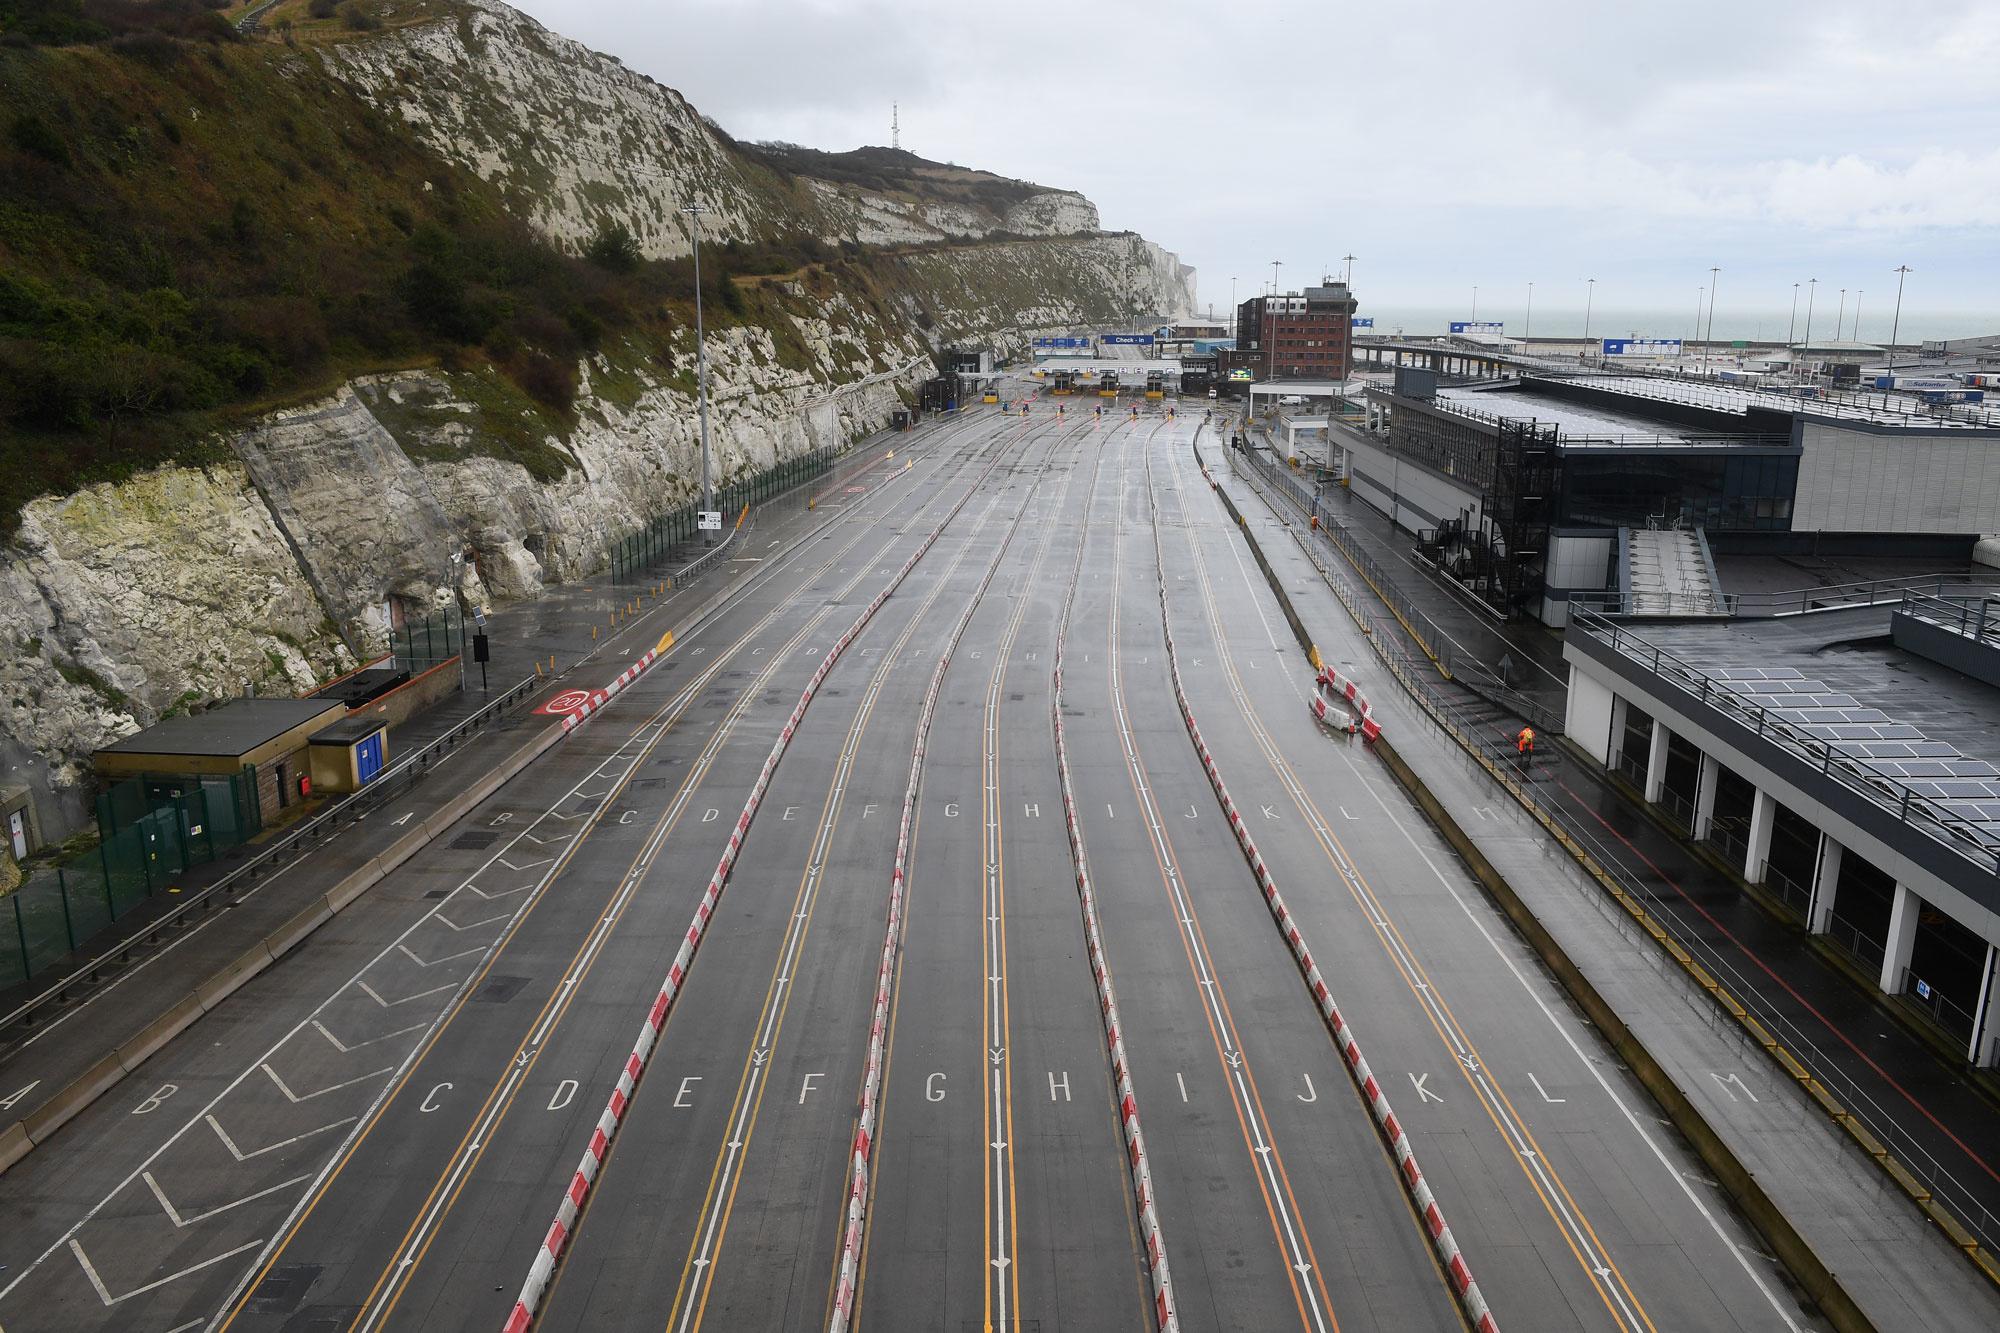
[0,6,838,534]
[0,2,1173,538]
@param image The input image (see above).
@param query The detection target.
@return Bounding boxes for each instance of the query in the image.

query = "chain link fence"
[609,445,839,583]
[0,768,263,986]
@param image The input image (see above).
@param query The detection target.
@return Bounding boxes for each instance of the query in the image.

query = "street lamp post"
[1689,287,1703,367]
[681,203,715,544]
[1702,266,1720,373]
[1800,279,1818,386]
[1342,253,1356,286]
[1889,265,1912,372]
[1471,285,1479,322]
[1583,277,1596,350]
[1836,288,1847,343]
[1787,282,1800,346]
[1525,281,1534,342]
[1268,261,1282,379]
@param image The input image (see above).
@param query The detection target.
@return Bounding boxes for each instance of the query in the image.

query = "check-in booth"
[307,716,390,795]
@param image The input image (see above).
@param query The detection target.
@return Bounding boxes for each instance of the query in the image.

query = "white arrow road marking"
[261,1063,393,1104]
[495,856,553,872]
[207,1114,355,1162]
[312,1019,427,1054]
[144,1171,312,1228]
[69,1237,265,1307]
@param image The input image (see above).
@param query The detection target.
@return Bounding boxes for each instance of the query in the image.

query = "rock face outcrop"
[318,0,1127,262]
[0,467,356,833]
[0,0,1194,843]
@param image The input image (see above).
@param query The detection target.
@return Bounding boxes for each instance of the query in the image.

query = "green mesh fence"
[609,445,839,583]
[0,767,263,984]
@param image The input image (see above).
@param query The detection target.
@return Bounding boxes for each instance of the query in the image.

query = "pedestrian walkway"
[0,411,960,1157]
[1209,423,2000,1278]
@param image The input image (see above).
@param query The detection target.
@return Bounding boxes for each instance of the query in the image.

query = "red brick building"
[1234,282,1359,380]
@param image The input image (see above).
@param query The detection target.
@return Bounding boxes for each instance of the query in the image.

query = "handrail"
[0,670,544,1036]
[1898,590,2000,642]
[1569,606,2000,877]
[669,505,751,588]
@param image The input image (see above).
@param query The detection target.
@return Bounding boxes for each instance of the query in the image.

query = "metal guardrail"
[1574,572,2000,621]
[669,506,751,589]
[0,671,544,1037]
[1571,605,2000,876]
[1230,435,1565,734]
[1899,589,2000,643]
[1198,425,2000,1260]
[1272,500,2000,1259]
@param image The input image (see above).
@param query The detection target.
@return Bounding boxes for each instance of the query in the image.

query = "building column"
[1692,752,1721,841]
[1969,944,2000,1068]
[1643,719,1670,805]
[1743,787,1776,884]
[1605,695,1629,772]
[1879,883,1920,994]
[1807,833,1842,933]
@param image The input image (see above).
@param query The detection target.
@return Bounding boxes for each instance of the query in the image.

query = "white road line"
[68,1238,265,1308]
[207,1114,355,1163]
[144,1171,313,1229]
[260,1063,394,1104]
[1175,442,1802,1332]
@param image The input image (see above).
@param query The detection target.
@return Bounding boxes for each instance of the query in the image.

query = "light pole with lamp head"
[1799,278,1817,385]
[1888,265,1912,372]
[1525,281,1534,342]
[1582,277,1596,350]
[1787,282,1799,346]
[681,203,715,544]
[1701,266,1719,373]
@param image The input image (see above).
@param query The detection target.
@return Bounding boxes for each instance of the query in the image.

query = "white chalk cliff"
[0,0,1194,840]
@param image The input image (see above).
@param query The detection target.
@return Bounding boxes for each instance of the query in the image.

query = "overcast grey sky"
[516,0,2000,334]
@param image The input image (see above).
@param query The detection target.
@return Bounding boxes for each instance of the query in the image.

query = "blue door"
[356,733,385,785]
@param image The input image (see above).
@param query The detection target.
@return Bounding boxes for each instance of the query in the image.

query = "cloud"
[506,0,2000,310]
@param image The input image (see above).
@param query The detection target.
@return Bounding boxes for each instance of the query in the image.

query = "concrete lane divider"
[829,462,1032,1332]
[505,450,1005,1333]
[1370,736,1877,1333]
[1191,444,1880,1330]
[1147,474,1495,1332]
[1050,482,1180,1331]
[0,475,914,1178]
[0,722,566,1176]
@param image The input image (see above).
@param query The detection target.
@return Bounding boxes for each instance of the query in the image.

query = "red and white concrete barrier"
[503,457,1001,1333]
[1312,663,1383,742]
[1148,523,1494,1333]
[1047,482,1180,1331]
[828,477,1032,1331]
[556,644,665,734]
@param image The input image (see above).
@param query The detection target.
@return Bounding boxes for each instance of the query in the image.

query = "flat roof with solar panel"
[1708,665,2000,852]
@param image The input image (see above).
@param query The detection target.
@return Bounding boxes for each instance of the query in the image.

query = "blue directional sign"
[1101,334,1156,345]
[1450,321,1505,334]
[1351,317,1375,329]
[1601,338,1683,357]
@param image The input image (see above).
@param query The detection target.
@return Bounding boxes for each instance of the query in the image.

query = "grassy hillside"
[741,143,1056,217]
[0,3,857,534]
[0,3,1159,540]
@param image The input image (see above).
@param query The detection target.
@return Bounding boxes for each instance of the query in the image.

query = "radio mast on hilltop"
[891,103,899,150]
